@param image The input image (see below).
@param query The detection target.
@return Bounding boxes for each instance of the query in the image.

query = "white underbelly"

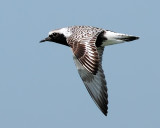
[101,40,124,46]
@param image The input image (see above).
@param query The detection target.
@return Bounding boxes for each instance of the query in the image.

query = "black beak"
[40,37,52,43]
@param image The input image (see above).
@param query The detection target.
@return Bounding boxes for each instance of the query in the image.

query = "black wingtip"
[102,108,108,116]
[121,36,140,42]
[128,36,139,41]
[103,112,107,116]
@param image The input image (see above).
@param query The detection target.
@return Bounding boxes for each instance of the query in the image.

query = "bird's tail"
[114,34,139,42]
[102,31,139,46]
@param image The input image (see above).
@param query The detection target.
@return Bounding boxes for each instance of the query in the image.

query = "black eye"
[49,33,57,38]
[52,33,57,36]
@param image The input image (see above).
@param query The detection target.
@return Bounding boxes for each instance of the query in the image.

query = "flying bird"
[40,26,139,116]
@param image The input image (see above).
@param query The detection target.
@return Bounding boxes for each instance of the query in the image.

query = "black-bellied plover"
[40,26,139,116]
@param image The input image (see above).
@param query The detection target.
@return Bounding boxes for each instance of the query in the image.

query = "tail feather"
[115,35,139,42]
[102,31,139,46]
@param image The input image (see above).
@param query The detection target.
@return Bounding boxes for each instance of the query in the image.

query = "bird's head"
[40,27,71,46]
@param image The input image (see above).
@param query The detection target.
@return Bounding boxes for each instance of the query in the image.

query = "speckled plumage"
[40,25,139,116]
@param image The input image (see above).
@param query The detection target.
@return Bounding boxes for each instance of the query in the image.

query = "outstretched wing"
[67,31,103,75]
[73,47,108,116]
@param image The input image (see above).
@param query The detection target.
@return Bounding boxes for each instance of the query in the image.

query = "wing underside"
[73,47,108,115]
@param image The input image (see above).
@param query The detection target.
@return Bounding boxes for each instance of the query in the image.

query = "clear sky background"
[0,0,159,128]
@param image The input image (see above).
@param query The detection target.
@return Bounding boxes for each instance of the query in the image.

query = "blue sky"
[0,0,160,127]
